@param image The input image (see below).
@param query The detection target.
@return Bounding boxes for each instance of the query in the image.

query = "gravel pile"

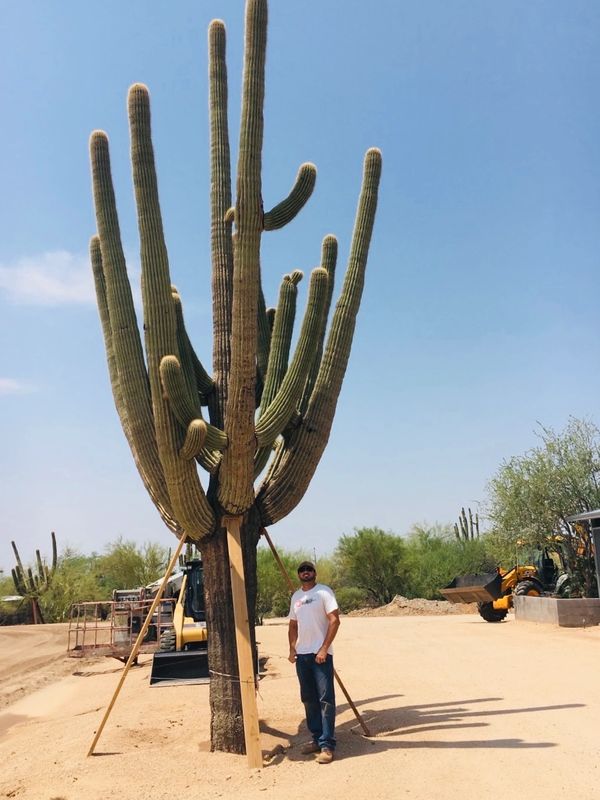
[347,595,478,616]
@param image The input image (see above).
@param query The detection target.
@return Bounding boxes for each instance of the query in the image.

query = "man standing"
[288,560,340,764]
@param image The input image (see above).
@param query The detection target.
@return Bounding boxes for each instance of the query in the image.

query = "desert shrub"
[96,538,169,593]
[335,586,369,613]
[255,545,314,622]
[402,525,495,600]
[39,549,106,622]
[335,527,407,605]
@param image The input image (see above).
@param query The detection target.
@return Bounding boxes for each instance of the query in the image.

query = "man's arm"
[315,609,340,663]
[288,619,298,663]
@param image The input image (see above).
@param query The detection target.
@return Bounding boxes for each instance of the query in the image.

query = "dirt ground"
[1,608,599,800]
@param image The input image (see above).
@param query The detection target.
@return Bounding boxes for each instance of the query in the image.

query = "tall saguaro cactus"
[90,0,381,754]
[454,507,480,541]
[11,531,57,624]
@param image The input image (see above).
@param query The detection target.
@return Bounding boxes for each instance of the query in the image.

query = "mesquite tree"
[89,0,381,753]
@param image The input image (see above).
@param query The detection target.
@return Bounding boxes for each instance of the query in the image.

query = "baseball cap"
[297,561,316,572]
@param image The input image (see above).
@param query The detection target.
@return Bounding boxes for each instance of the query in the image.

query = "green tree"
[255,546,295,623]
[255,546,335,621]
[335,527,406,606]
[402,524,494,600]
[486,417,600,596]
[96,538,168,593]
[334,586,369,613]
[39,548,106,622]
[0,574,14,596]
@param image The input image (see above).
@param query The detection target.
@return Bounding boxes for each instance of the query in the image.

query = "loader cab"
[183,559,206,623]
[535,548,559,590]
[515,546,559,590]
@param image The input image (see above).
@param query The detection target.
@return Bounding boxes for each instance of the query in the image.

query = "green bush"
[335,586,369,613]
[335,527,407,605]
[402,525,495,600]
[39,549,107,622]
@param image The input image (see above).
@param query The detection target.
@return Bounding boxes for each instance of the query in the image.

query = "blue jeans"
[295,653,336,751]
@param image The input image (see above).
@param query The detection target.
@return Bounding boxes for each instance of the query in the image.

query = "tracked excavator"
[149,558,210,686]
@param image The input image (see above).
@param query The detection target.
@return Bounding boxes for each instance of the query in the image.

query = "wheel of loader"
[159,628,176,652]
[513,579,542,597]
[477,602,508,622]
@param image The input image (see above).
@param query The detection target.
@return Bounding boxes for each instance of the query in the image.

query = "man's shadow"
[261,692,583,764]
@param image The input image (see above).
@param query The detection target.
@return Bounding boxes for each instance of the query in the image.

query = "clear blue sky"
[1,0,600,572]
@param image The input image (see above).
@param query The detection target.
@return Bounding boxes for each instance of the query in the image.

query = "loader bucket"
[440,571,502,604]
[149,649,210,687]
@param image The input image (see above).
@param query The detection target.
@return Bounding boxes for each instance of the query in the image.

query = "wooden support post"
[87,533,187,756]
[261,527,373,738]
[224,515,263,769]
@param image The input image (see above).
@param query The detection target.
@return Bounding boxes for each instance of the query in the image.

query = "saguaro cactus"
[454,507,480,541]
[11,531,57,623]
[90,0,381,753]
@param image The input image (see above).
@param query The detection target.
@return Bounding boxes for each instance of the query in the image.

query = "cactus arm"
[459,509,467,540]
[50,531,57,575]
[263,163,317,231]
[128,84,215,538]
[90,236,179,531]
[257,283,270,385]
[219,0,268,514]
[11,540,25,576]
[468,508,475,539]
[299,235,338,415]
[180,419,208,461]
[209,20,234,429]
[90,235,130,438]
[159,356,227,451]
[90,136,181,532]
[260,271,302,410]
[257,148,382,524]
[252,271,301,477]
[11,567,25,596]
[170,288,202,405]
[35,550,44,582]
[171,289,214,400]
[255,267,327,448]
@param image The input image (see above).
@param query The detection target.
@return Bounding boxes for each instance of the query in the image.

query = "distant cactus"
[454,508,480,541]
[10,531,57,623]
[89,0,381,753]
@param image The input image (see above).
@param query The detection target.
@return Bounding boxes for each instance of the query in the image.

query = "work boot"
[316,749,334,764]
[300,741,320,755]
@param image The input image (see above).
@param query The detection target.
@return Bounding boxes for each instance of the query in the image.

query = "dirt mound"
[347,595,477,616]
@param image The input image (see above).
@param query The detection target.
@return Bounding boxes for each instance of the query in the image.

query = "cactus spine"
[90,0,381,753]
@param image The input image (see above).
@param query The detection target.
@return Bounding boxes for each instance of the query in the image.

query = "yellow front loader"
[441,564,545,622]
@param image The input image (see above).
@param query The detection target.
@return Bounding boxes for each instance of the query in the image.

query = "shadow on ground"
[266,692,584,763]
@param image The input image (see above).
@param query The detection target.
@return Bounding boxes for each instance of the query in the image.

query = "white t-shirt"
[288,584,338,655]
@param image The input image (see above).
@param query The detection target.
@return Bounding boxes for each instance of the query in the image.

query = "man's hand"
[288,647,297,663]
[315,647,328,664]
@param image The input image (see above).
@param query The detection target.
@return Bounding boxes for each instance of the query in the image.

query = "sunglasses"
[298,567,315,574]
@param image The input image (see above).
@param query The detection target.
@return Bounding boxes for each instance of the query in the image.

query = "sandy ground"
[1,612,599,800]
